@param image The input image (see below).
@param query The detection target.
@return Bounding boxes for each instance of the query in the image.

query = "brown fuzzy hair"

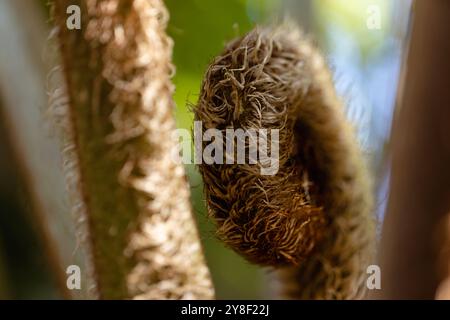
[194,25,375,299]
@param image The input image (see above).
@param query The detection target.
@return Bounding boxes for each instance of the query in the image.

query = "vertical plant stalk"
[0,0,93,298]
[194,25,375,299]
[53,0,214,299]
[376,0,450,299]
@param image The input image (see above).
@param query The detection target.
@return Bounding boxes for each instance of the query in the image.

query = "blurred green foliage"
[313,0,390,60]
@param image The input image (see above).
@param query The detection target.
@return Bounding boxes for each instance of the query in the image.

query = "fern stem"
[53,0,214,299]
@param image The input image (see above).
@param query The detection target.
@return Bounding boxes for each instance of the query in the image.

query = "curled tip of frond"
[195,25,375,298]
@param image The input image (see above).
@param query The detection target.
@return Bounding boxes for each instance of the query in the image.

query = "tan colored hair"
[53,0,214,299]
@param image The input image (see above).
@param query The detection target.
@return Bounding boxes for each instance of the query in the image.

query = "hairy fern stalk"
[53,0,214,299]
